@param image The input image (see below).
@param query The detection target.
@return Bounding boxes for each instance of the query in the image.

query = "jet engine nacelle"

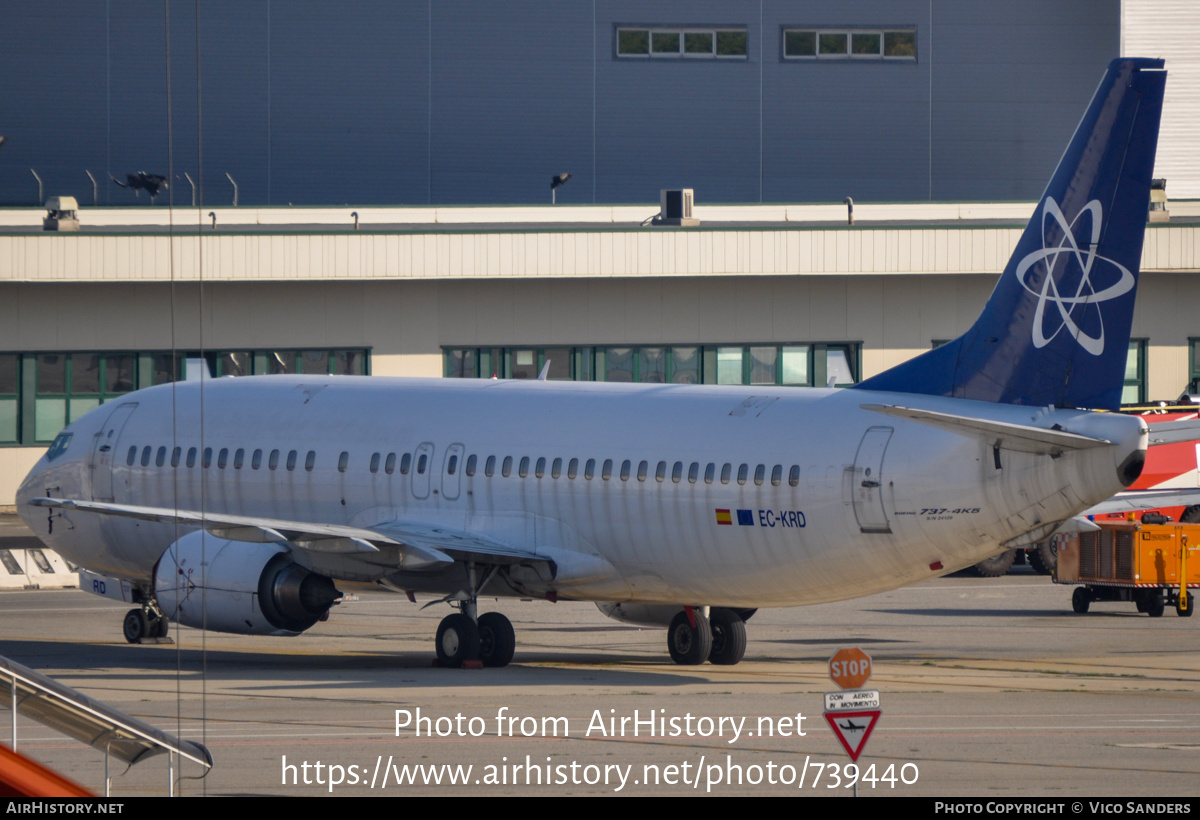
[154,532,340,635]
[596,602,683,627]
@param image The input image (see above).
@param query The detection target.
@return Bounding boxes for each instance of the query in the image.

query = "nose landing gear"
[122,602,170,644]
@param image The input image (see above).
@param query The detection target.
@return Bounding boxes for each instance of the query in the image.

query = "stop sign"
[829,648,872,689]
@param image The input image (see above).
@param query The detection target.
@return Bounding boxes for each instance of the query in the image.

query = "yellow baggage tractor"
[1055,518,1199,617]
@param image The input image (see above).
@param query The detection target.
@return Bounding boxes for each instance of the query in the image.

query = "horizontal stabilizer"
[1085,488,1200,517]
[1146,418,1200,446]
[860,404,1112,454]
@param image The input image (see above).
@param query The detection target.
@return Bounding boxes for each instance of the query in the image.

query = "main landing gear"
[667,607,749,666]
[122,601,170,644]
[433,563,515,668]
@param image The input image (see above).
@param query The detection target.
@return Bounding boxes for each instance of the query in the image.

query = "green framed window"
[1122,339,1147,406]
[33,353,137,442]
[444,343,859,387]
[0,354,18,444]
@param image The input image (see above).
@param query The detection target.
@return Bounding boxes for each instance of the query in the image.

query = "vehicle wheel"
[667,610,712,666]
[708,608,747,666]
[1071,587,1090,614]
[1146,591,1165,618]
[969,549,1017,577]
[1176,593,1195,617]
[153,615,170,638]
[1028,539,1058,575]
[435,613,480,667]
[1136,597,1149,613]
[1181,506,1200,524]
[477,612,515,668]
[123,609,148,643]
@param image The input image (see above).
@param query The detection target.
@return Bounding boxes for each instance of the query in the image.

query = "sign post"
[824,648,881,797]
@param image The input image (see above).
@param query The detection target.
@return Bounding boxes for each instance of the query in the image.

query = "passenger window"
[286,450,298,471]
[252,449,263,469]
[705,463,715,484]
[416,453,427,474]
[218,448,229,469]
[672,462,683,483]
[721,463,731,484]
[637,460,648,481]
[502,456,513,477]
[401,453,412,475]
[656,461,667,482]
[338,452,349,472]
[155,446,166,467]
[466,455,477,476]
[688,462,699,483]
[269,449,280,470]
[203,447,213,468]
[187,447,198,468]
[620,460,631,481]
[385,453,396,474]
[126,446,137,466]
[771,465,783,486]
[171,447,181,468]
[551,457,562,479]
[585,458,596,479]
[519,457,530,478]
[535,457,545,478]
[568,458,578,479]
[789,465,800,487]
[141,446,151,467]
[306,451,316,471]
[447,454,458,475]
[234,448,245,469]
[737,464,749,485]
[754,464,765,486]
[602,459,613,480]
[485,455,496,477]
[370,453,380,473]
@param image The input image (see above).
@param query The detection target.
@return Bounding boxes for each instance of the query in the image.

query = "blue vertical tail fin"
[854,58,1165,410]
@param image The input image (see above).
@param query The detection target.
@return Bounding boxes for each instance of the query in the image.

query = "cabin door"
[89,403,138,502]
[851,426,893,534]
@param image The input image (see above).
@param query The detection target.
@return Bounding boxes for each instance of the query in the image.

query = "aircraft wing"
[860,404,1113,454]
[28,498,541,570]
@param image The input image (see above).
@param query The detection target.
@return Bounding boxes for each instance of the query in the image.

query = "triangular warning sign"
[824,709,881,762]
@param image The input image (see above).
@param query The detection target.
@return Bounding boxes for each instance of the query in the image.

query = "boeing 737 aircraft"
[17,59,1168,667]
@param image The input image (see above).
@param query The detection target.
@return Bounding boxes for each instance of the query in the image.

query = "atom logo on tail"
[1015,196,1134,356]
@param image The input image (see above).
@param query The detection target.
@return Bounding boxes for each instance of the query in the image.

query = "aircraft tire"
[708,609,747,666]
[152,615,170,638]
[123,609,148,643]
[667,610,712,666]
[969,549,1016,577]
[436,613,480,667]
[1071,587,1090,614]
[1146,591,1165,618]
[1181,506,1200,524]
[1027,539,1057,575]
[478,612,516,668]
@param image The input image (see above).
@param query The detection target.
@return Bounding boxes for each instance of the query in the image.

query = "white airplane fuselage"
[16,375,1145,609]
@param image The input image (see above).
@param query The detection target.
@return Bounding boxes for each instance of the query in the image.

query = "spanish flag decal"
[715,509,732,525]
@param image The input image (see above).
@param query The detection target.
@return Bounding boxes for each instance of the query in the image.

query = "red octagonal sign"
[829,648,872,690]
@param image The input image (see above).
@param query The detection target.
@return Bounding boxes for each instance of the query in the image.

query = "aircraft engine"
[154,532,340,635]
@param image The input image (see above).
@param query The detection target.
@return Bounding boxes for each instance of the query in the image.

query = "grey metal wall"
[0,1,1118,207]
